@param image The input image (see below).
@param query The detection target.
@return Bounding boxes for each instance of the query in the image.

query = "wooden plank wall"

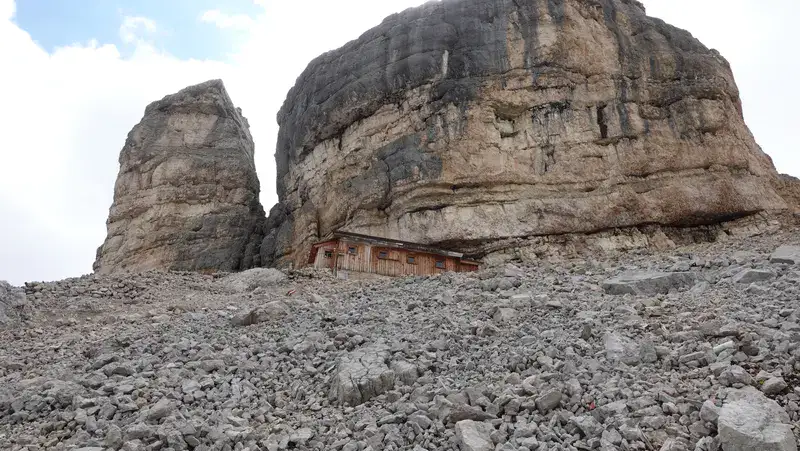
[311,238,477,277]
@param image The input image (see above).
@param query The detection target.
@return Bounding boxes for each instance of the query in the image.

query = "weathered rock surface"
[94,79,265,274]
[220,268,287,293]
[771,245,800,265]
[329,343,395,406]
[602,271,696,295]
[4,236,800,450]
[455,420,495,451]
[263,0,787,268]
[0,281,27,326]
[718,387,796,451]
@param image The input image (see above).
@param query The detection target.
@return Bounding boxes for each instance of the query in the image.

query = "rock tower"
[94,80,266,274]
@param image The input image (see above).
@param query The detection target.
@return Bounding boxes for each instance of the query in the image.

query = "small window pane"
[348,246,357,255]
[407,256,416,264]
[435,260,445,269]
[324,250,333,258]
[378,251,388,259]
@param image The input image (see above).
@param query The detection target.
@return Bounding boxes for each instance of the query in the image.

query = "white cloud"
[0,0,797,285]
[200,10,255,31]
[119,15,156,44]
[1,0,14,21]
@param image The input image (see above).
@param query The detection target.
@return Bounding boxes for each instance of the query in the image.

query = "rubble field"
[2,233,800,451]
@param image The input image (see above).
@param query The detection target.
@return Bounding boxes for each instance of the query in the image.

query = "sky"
[0,0,797,285]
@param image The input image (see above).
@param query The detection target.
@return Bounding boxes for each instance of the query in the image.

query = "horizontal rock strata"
[95,80,265,274]
[263,0,787,268]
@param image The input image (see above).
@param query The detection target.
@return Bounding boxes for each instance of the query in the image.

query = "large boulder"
[718,387,796,451]
[602,271,696,295]
[94,80,266,274]
[263,0,787,268]
[329,344,395,406]
[220,268,287,293]
[770,245,800,265]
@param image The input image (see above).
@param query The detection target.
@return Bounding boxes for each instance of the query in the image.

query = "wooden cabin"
[308,232,480,279]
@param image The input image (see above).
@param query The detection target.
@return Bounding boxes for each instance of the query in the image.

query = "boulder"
[329,344,395,406]
[604,332,656,366]
[94,80,266,274]
[770,245,800,264]
[230,301,289,326]
[454,420,494,451]
[718,387,796,451]
[602,272,696,295]
[221,268,287,293]
[262,0,787,268]
[732,269,775,284]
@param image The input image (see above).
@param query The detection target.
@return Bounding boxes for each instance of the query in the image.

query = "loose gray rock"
[770,245,800,264]
[732,269,775,284]
[230,300,289,326]
[718,365,754,387]
[455,420,494,451]
[718,387,796,451]
[222,268,287,293]
[602,271,696,295]
[0,280,27,325]
[329,344,395,406]
[762,377,788,396]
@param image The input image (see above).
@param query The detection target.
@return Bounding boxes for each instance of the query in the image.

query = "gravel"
[2,234,800,450]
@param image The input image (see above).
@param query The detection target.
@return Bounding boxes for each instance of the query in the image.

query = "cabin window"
[324,250,333,258]
[378,251,389,259]
[348,246,358,255]
[435,260,446,269]
[407,255,416,265]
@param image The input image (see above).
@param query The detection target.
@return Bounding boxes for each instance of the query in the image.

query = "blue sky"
[14,0,261,59]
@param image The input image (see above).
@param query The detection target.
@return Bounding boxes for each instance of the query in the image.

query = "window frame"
[347,246,358,256]
[323,250,333,259]
[377,250,389,260]
[435,259,446,270]
[407,255,417,265]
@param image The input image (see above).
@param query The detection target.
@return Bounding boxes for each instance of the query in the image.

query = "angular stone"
[390,360,419,386]
[94,79,266,274]
[602,272,697,295]
[700,400,721,423]
[732,269,775,284]
[718,387,796,451]
[604,332,653,366]
[535,389,562,413]
[221,268,287,293]
[329,344,395,406]
[454,420,494,451]
[231,301,289,326]
[145,398,174,421]
[762,377,788,396]
[770,245,800,265]
[719,365,754,387]
[571,415,603,438]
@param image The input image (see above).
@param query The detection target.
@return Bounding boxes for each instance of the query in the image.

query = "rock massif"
[263,0,787,268]
[94,80,266,274]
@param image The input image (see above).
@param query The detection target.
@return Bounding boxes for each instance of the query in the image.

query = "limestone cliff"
[94,80,265,274]
[263,0,787,267]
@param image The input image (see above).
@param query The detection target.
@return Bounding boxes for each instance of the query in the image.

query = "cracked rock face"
[94,80,266,274]
[329,344,396,406]
[263,0,787,268]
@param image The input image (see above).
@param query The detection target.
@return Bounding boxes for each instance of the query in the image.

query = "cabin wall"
[310,237,479,277]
